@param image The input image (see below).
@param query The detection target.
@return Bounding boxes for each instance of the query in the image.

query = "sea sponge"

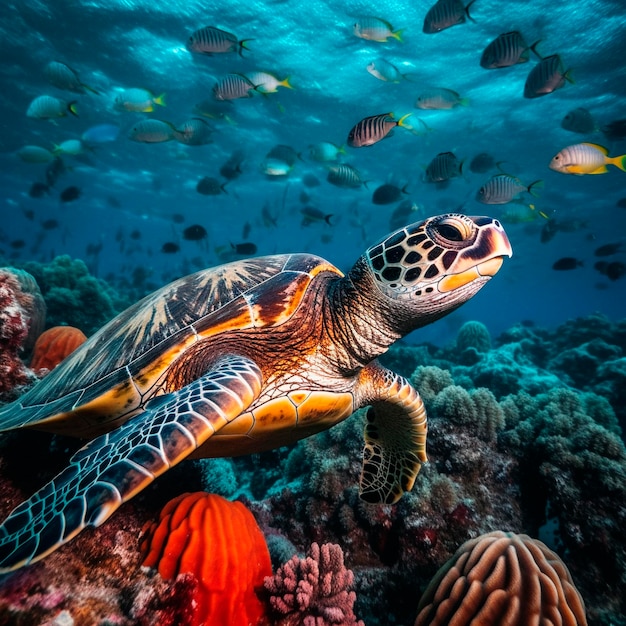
[414,531,587,625]
[29,325,87,373]
[456,320,492,356]
[140,492,272,626]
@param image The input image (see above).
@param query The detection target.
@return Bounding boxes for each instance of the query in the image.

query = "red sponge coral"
[29,325,87,373]
[140,492,272,626]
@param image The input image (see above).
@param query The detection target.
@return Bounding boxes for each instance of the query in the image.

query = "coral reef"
[0,268,39,400]
[414,531,587,625]
[264,542,364,626]
[29,325,88,373]
[140,492,272,626]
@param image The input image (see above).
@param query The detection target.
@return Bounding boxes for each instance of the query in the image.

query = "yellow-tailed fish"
[44,61,99,94]
[114,88,166,112]
[244,71,293,93]
[127,119,180,143]
[549,143,626,175]
[415,88,468,110]
[347,112,412,147]
[353,16,403,42]
[26,95,78,119]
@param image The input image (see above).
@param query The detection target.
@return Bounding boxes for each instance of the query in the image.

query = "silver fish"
[353,16,403,42]
[213,74,258,101]
[127,119,180,143]
[186,26,252,56]
[415,88,468,110]
[175,118,214,146]
[423,0,477,34]
[43,61,99,94]
[523,54,573,98]
[26,95,78,119]
[480,31,539,69]
[476,174,542,204]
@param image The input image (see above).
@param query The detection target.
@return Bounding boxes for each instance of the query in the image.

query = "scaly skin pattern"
[0,214,511,571]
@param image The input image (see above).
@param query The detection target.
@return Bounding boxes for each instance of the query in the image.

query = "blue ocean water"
[0,0,625,346]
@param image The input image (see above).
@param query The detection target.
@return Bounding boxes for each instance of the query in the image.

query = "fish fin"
[67,101,79,117]
[564,69,575,84]
[154,93,166,107]
[396,113,412,127]
[586,166,609,174]
[583,142,609,155]
[238,39,254,57]
[530,40,543,60]
[465,0,478,22]
[337,144,348,155]
[401,184,410,195]
[528,180,544,196]
[459,97,470,106]
[392,29,404,42]
[280,76,294,89]
[324,213,334,225]
[220,182,229,193]
[612,155,626,172]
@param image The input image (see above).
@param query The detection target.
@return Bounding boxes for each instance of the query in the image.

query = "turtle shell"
[3,253,341,436]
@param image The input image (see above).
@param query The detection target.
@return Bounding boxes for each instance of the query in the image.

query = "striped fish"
[423,0,477,34]
[549,143,626,175]
[476,174,543,204]
[327,164,367,188]
[44,61,99,94]
[424,152,464,183]
[212,74,258,101]
[480,31,539,69]
[523,54,573,98]
[186,26,252,56]
[127,119,180,143]
[26,95,78,119]
[347,112,412,148]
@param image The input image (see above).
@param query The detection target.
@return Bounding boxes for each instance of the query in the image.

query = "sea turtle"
[0,213,511,572]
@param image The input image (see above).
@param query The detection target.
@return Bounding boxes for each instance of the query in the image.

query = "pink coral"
[264,542,364,626]
[0,268,38,398]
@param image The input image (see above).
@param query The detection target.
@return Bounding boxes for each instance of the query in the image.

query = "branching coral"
[413,531,587,626]
[264,542,365,626]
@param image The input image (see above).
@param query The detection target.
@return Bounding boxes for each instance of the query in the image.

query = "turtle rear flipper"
[359,368,428,504]
[0,355,262,573]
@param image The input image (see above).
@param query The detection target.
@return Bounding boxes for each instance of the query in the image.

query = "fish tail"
[527,179,544,197]
[609,154,626,172]
[337,144,348,155]
[392,29,404,42]
[397,113,412,127]
[459,97,470,106]
[465,0,478,22]
[238,39,254,57]
[67,101,79,117]
[280,76,294,89]
[564,68,575,84]
[401,184,410,195]
[220,182,229,193]
[529,40,543,60]
[324,213,334,225]
[154,93,167,107]
[83,83,100,95]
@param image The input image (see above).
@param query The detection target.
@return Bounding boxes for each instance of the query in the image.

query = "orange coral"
[29,325,87,372]
[140,492,272,626]
[414,531,587,626]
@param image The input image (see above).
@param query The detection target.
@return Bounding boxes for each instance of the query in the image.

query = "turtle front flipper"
[0,355,262,573]
[358,365,428,504]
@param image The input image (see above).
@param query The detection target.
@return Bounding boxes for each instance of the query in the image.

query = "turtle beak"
[439,225,512,292]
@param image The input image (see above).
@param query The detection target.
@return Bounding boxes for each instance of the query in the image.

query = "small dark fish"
[130,229,141,240]
[242,221,251,239]
[561,107,597,134]
[220,150,245,180]
[552,257,582,271]
[388,200,421,231]
[524,54,573,99]
[161,242,180,253]
[44,61,99,95]
[29,182,49,198]
[172,213,185,223]
[60,186,81,203]
[41,219,59,230]
[617,198,626,209]
[601,119,626,141]
[231,242,257,255]
[468,152,496,173]
[302,173,321,188]
[22,209,35,220]
[196,177,228,195]
[480,31,538,69]
[175,118,214,146]
[424,151,463,183]
[540,219,559,244]
[372,183,409,205]
[46,157,66,187]
[327,164,367,188]
[186,26,252,57]
[183,224,208,241]
[595,260,626,281]
[423,0,477,34]
[10,240,25,249]
[347,113,411,148]
[594,243,622,257]
[300,206,334,226]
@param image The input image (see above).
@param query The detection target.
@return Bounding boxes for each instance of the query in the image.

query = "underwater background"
[0,0,625,624]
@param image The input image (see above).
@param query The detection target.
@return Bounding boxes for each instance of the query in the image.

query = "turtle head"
[361,213,512,332]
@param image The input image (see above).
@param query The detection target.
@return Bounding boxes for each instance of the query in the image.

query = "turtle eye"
[433,222,463,242]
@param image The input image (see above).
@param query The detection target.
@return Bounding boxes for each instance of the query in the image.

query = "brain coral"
[414,531,587,626]
[140,492,272,626]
